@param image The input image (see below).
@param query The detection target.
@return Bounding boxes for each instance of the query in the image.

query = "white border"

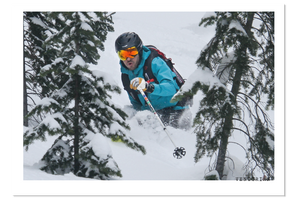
[9,0,285,197]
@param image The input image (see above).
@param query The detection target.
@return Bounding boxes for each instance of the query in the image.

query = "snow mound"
[133,110,161,131]
[84,130,112,158]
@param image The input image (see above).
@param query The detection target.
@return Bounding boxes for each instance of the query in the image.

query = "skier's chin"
[127,63,136,70]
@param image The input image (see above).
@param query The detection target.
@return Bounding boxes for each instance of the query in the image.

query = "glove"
[130,77,154,93]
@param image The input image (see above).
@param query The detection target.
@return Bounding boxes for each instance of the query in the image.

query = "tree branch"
[237,91,272,128]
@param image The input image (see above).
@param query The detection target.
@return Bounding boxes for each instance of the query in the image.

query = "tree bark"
[215,13,255,179]
[74,74,80,174]
[23,43,28,127]
[216,61,244,179]
[74,13,81,175]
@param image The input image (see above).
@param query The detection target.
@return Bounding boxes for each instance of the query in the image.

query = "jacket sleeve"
[150,57,179,96]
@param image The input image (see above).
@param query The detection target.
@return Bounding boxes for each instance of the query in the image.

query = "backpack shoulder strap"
[143,47,159,84]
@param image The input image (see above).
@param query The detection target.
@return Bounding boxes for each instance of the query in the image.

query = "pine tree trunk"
[23,49,28,127]
[73,17,81,175]
[216,64,243,179]
[215,13,254,180]
[74,74,80,174]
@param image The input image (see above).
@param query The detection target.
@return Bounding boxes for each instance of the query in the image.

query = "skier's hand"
[130,77,147,91]
[130,77,154,93]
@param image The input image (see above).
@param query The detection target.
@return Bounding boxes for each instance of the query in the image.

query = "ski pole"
[138,89,186,159]
[139,89,176,146]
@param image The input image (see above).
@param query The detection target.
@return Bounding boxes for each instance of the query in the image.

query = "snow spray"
[138,89,186,159]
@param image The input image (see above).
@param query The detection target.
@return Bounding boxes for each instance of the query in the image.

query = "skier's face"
[123,54,140,71]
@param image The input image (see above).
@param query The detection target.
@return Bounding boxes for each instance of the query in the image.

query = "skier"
[115,32,192,130]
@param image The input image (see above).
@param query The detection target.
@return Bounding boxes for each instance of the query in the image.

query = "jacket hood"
[120,46,151,75]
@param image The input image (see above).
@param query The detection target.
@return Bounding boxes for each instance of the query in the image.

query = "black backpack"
[121,45,190,106]
[143,45,185,87]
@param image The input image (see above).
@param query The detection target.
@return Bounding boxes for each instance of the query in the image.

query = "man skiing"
[115,32,191,129]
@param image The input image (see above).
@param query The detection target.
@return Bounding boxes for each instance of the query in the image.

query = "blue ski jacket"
[120,46,186,111]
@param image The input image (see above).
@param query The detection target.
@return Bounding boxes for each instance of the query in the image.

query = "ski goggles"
[117,46,139,61]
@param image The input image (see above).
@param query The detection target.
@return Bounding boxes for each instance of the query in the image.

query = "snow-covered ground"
[23,11,249,181]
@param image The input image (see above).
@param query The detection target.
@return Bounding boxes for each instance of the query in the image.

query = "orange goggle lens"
[117,47,138,60]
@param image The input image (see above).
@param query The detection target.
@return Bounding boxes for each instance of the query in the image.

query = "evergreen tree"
[24,12,146,180]
[23,12,64,126]
[24,12,51,126]
[175,12,274,179]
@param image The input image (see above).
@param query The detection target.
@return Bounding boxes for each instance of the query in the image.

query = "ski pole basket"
[173,147,186,159]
